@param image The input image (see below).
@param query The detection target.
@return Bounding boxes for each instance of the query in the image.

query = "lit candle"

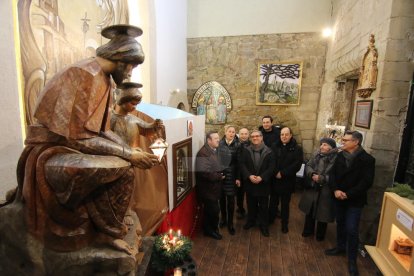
[173,267,182,276]
[169,228,173,239]
[177,229,181,237]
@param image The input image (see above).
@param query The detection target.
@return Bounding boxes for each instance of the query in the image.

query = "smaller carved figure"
[111,82,169,236]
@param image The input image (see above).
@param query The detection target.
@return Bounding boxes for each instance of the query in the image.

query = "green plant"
[151,230,193,272]
[386,183,414,202]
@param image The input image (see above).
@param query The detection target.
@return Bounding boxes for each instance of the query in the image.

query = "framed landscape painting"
[256,61,303,105]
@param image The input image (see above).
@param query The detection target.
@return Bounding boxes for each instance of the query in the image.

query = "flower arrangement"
[152,229,193,272]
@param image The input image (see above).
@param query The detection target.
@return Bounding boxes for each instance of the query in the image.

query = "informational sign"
[396,209,413,231]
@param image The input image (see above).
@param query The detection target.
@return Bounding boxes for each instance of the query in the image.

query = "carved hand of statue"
[154,119,164,129]
[130,148,158,169]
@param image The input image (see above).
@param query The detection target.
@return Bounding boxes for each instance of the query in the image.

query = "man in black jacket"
[270,127,303,233]
[239,130,275,237]
[195,131,225,240]
[235,127,250,218]
[325,130,375,276]
[258,115,281,147]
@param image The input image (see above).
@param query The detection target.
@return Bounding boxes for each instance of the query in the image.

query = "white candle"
[173,267,182,276]
[177,229,181,237]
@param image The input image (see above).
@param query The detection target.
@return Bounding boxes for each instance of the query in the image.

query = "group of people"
[195,116,375,276]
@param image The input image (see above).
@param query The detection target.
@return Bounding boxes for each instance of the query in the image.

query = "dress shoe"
[281,225,288,233]
[316,236,325,241]
[275,209,281,218]
[236,208,246,215]
[260,228,270,237]
[348,261,359,276]
[228,226,235,235]
[219,220,227,228]
[237,212,245,219]
[243,222,254,230]
[204,231,222,240]
[324,247,346,256]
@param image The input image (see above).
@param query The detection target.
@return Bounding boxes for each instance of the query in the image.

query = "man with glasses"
[239,130,275,237]
[325,130,375,276]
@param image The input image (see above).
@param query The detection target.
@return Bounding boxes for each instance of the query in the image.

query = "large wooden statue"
[111,82,169,236]
[0,25,158,275]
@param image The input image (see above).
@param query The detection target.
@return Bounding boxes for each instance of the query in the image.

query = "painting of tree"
[256,61,303,105]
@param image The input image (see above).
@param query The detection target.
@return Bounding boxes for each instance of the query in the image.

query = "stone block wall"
[187,33,327,158]
[317,0,414,244]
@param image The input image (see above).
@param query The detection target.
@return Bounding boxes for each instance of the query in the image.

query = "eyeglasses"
[250,135,261,138]
[341,138,355,142]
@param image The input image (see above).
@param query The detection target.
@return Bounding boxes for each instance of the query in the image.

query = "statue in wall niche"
[356,34,378,98]
[111,82,169,237]
[0,25,160,273]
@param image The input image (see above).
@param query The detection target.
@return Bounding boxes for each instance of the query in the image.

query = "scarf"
[342,146,363,167]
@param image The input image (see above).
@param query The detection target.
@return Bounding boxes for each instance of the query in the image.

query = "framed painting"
[355,100,373,129]
[172,138,193,208]
[256,61,303,105]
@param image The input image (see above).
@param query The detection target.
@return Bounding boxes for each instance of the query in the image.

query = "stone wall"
[317,0,414,244]
[187,33,327,158]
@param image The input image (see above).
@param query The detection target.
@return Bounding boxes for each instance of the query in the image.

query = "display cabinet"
[366,192,414,275]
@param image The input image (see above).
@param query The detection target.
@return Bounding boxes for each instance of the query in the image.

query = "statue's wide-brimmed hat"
[96,24,145,65]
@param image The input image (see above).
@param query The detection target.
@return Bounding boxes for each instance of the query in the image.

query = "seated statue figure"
[12,25,159,254]
[111,82,169,236]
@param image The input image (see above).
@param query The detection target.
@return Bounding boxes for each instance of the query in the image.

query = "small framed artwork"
[355,100,373,129]
[172,138,193,208]
[256,61,303,105]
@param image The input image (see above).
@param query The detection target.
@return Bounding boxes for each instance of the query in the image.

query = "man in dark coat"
[325,131,375,276]
[239,130,275,237]
[258,115,281,147]
[235,127,250,218]
[195,131,225,240]
[270,127,303,233]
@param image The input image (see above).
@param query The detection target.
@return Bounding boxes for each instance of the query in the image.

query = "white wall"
[153,0,187,105]
[188,0,332,38]
[0,0,24,199]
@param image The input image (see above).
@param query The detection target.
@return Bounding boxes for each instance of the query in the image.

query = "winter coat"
[298,149,337,223]
[236,140,251,181]
[258,125,281,147]
[218,137,240,196]
[329,148,375,208]
[195,144,224,201]
[239,144,275,197]
[271,138,303,193]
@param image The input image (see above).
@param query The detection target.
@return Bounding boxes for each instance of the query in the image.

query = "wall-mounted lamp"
[322,27,333,37]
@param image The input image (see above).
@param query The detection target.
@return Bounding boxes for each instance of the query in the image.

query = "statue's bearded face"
[112,62,136,86]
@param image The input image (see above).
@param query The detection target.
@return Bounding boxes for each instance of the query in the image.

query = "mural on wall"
[191,81,232,125]
[356,34,378,98]
[256,61,303,105]
[18,0,129,125]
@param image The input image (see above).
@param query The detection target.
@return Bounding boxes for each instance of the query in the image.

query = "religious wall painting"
[356,34,378,98]
[18,0,129,125]
[191,81,232,125]
[355,100,373,129]
[256,61,303,105]
[172,138,192,208]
